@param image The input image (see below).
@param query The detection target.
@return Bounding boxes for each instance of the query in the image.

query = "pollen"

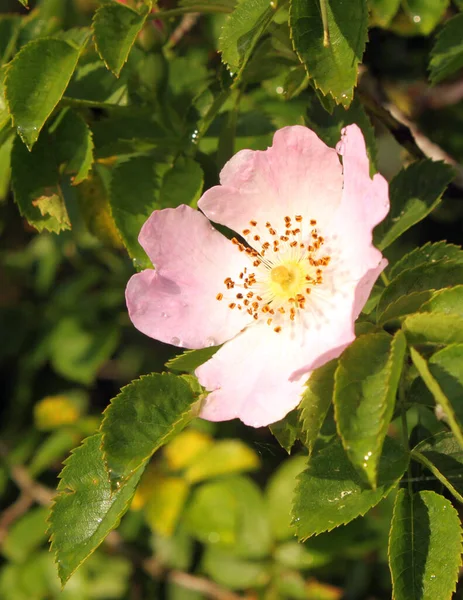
[217,212,331,333]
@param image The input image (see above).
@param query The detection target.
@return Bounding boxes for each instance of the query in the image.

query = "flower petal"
[199,126,343,247]
[126,205,252,349]
[197,308,355,427]
[331,124,389,273]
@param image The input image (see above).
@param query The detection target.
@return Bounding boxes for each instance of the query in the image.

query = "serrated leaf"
[52,108,94,185]
[410,346,463,449]
[101,373,196,487]
[334,331,406,488]
[219,0,277,77]
[290,0,368,107]
[110,154,169,269]
[377,260,463,322]
[429,14,463,84]
[49,434,145,585]
[93,2,151,77]
[403,313,463,346]
[5,36,87,149]
[389,242,463,280]
[184,439,259,483]
[420,285,463,318]
[269,410,302,454]
[378,290,435,324]
[305,93,377,171]
[11,133,70,233]
[388,489,462,600]
[299,359,337,455]
[166,346,220,373]
[292,437,408,540]
[159,157,204,209]
[412,432,463,504]
[374,160,454,251]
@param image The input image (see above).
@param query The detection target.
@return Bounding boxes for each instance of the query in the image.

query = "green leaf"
[51,108,94,185]
[410,346,463,449]
[374,160,454,251]
[17,0,29,7]
[388,489,462,600]
[290,0,368,107]
[429,14,463,84]
[378,291,435,325]
[389,242,462,280]
[159,157,204,209]
[377,260,463,323]
[185,475,272,558]
[369,0,401,26]
[292,437,408,539]
[101,373,196,487]
[403,313,463,346]
[219,0,277,78]
[202,547,271,590]
[110,154,169,268]
[184,440,260,483]
[11,133,70,233]
[48,317,119,384]
[420,285,463,318]
[5,36,87,150]
[412,432,463,504]
[269,410,302,454]
[267,455,307,541]
[166,346,220,373]
[3,507,48,562]
[93,2,151,77]
[402,0,450,35]
[49,434,145,585]
[333,331,406,488]
[299,359,337,455]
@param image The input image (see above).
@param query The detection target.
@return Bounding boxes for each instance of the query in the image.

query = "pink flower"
[126,125,389,427]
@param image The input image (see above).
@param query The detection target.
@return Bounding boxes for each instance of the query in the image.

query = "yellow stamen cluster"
[216,215,331,332]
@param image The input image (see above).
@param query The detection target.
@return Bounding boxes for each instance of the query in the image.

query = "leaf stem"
[399,373,413,497]
[380,271,390,287]
[319,0,330,47]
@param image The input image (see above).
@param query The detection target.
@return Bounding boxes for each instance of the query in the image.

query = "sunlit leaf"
[290,0,368,106]
[5,35,88,149]
[292,437,408,539]
[93,1,151,77]
[49,434,145,585]
[388,489,462,600]
[334,331,406,487]
[429,14,463,84]
[101,373,197,487]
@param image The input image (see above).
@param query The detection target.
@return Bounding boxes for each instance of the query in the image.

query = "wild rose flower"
[126,125,389,427]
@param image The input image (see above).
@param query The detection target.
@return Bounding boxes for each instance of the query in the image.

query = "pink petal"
[331,125,389,271]
[197,307,355,427]
[126,205,252,349]
[199,126,343,247]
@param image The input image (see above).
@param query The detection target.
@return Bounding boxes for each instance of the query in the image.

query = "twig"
[168,13,200,47]
[170,570,245,600]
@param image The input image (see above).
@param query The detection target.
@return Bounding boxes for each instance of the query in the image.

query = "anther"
[229,303,236,309]
[295,215,302,222]
[242,229,250,236]
[216,293,223,301]
[274,326,282,333]
[250,220,257,226]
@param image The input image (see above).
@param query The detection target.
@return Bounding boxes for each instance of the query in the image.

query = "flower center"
[216,215,331,333]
